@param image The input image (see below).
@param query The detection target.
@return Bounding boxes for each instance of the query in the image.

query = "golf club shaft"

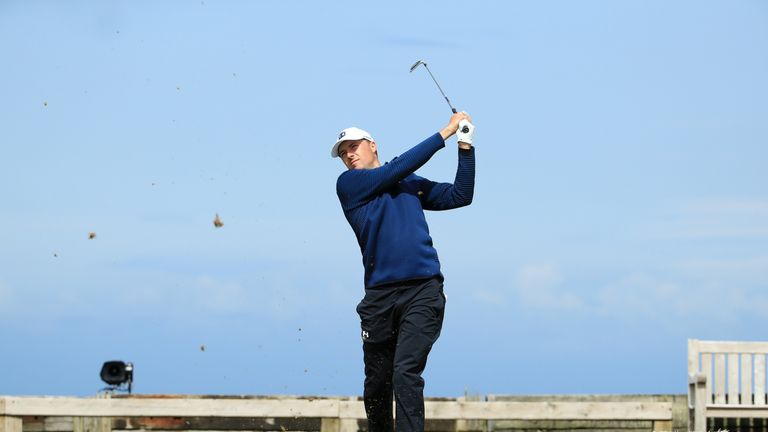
[423,65,457,113]
[411,60,469,133]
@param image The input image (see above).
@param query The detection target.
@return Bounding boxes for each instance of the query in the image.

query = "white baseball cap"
[331,127,373,158]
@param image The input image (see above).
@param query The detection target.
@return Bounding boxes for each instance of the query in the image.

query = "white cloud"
[175,274,319,320]
[513,264,584,310]
[668,255,768,320]
[647,198,768,239]
[596,273,682,318]
[674,255,768,286]
[112,274,257,317]
[595,271,768,322]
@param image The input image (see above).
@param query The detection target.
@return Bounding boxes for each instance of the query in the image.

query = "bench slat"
[702,352,713,404]
[757,354,766,406]
[705,407,768,418]
[728,353,739,405]
[741,354,753,405]
[715,353,726,405]
[693,340,768,354]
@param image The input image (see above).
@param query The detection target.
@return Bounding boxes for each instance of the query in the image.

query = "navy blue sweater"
[336,132,475,288]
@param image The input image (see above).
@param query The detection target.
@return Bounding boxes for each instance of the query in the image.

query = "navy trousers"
[356,277,446,432]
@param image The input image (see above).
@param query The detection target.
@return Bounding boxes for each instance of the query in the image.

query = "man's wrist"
[458,142,472,150]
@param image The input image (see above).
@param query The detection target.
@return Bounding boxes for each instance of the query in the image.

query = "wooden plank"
[705,407,768,418]
[338,400,365,419]
[73,417,111,432]
[757,354,767,406]
[490,419,652,429]
[20,417,44,432]
[113,416,320,431]
[715,353,726,404]
[494,395,688,420]
[338,419,358,432]
[44,417,73,432]
[695,340,768,354]
[742,353,753,405]
[455,395,485,432]
[688,339,700,376]
[423,401,671,420]
[0,417,23,432]
[702,352,713,405]
[728,353,739,405]
[318,418,358,432]
[692,375,707,432]
[319,418,339,432]
[0,398,674,421]
[0,397,341,418]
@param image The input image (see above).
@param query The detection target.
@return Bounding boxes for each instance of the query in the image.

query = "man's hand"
[439,111,472,141]
[457,120,474,148]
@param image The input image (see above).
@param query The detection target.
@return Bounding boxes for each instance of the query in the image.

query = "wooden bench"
[688,338,768,431]
[0,394,674,432]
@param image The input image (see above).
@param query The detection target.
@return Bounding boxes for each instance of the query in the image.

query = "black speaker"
[100,361,133,386]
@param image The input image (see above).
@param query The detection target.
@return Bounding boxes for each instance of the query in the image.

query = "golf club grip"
[452,108,469,132]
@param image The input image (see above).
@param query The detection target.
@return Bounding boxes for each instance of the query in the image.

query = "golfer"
[333,111,476,432]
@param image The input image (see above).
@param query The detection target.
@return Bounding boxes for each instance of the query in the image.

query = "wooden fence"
[0,394,679,432]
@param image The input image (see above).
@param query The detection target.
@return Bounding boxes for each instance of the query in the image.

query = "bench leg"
[0,417,23,432]
[689,373,708,432]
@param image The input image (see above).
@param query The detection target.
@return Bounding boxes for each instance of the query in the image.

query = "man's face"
[337,139,380,170]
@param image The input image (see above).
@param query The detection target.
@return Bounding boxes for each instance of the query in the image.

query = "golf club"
[410,60,469,133]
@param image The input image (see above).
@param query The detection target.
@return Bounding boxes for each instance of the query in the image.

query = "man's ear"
[369,140,377,154]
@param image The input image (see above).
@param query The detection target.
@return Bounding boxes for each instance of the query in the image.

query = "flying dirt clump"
[213,214,223,228]
[88,232,97,239]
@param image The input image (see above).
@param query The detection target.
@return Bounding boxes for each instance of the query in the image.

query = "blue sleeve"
[416,147,475,211]
[336,133,446,210]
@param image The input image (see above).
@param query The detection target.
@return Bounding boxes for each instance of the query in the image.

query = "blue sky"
[1,0,767,397]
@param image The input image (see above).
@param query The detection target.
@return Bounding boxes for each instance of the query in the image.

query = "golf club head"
[410,59,465,121]
[409,60,426,73]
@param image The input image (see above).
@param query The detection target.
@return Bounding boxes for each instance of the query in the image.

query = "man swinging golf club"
[333,110,475,432]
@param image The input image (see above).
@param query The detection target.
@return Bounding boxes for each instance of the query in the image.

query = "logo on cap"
[338,131,346,140]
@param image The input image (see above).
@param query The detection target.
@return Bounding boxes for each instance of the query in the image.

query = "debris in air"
[200,345,206,352]
[88,232,97,239]
[213,214,224,228]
